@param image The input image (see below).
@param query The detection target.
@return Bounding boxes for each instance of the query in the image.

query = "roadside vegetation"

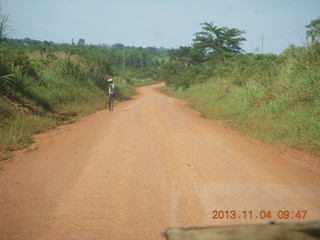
[0,8,168,160]
[160,20,320,155]
[1,4,319,160]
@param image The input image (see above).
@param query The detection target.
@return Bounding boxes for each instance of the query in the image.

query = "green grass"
[0,115,56,151]
[162,44,320,155]
[0,45,136,160]
[0,152,13,161]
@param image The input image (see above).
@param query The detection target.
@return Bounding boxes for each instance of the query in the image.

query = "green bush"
[163,44,320,154]
[0,43,135,159]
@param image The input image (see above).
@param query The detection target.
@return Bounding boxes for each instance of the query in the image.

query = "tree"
[112,43,125,50]
[77,38,86,46]
[306,17,320,44]
[169,46,203,66]
[193,22,246,59]
[0,5,9,42]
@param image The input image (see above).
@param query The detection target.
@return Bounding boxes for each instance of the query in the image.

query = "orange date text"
[212,210,307,220]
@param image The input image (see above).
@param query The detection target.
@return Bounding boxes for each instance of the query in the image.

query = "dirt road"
[0,83,319,240]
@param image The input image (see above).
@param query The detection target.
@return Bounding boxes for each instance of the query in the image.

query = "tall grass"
[0,44,134,160]
[163,44,320,155]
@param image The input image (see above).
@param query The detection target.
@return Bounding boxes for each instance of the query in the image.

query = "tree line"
[159,18,320,88]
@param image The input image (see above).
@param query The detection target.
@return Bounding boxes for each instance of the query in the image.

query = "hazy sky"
[1,0,319,54]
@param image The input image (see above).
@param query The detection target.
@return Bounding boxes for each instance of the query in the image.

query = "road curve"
[0,83,319,240]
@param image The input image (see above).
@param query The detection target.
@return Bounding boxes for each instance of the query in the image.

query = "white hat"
[107,78,113,82]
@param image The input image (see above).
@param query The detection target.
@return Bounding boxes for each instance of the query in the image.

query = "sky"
[1,0,320,54]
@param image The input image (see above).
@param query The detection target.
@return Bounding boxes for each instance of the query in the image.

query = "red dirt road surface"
[0,83,320,240]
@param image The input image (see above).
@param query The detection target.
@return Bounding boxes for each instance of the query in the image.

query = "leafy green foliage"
[0,44,116,156]
[0,39,167,159]
[306,16,320,44]
[193,22,246,61]
[159,22,246,89]
[0,5,9,42]
[163,43,320,154]
[77,38,86,46]
[160,19,320,154]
